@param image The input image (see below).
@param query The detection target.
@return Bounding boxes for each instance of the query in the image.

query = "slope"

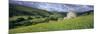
[9,14,93,34]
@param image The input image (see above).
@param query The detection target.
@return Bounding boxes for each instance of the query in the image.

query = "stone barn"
[64,10,77,19]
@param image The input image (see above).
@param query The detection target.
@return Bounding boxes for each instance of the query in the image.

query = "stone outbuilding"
[64,10,77,19]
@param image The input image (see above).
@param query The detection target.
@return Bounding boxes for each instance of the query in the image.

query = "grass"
[9,14,93,34]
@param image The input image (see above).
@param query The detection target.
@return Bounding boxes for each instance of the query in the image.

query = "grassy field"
[9,14,93,34]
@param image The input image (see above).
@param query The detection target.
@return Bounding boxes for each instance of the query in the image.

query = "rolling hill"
[9,3,94,34]
[9,4,52,17]
[9,3,65,29]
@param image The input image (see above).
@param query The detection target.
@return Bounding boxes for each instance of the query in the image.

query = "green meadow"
[9,14,93,34]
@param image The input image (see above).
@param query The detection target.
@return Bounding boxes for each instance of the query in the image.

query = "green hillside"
[9,4,52,17]
[9,4,64,20]
[9,4,64,29]
[9,14,93,34]
[9,4,94,34]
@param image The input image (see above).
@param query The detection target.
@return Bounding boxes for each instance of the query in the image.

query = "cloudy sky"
[9,0,94,12]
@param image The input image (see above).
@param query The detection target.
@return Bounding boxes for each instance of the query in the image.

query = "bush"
[9,17,26,29]
[35,16,42,18]
[48,15,59,21]
[27,16,33,20]
[16,17,25,22]
[20,20,33,26]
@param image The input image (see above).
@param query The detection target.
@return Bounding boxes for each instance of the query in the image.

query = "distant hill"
[9,4,53,17]
[77,10,94,16]
[9,3,93,17]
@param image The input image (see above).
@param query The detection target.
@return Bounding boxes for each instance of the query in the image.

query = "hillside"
[9,14,93,34]
[9,3,94,34]
[9,4,64,29]
[9,4,52,17]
